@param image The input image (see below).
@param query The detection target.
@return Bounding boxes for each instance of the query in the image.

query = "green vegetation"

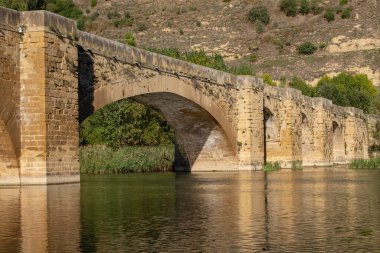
[125,31,136,46]
[324,9,335,22]
[248,5,270,25]
[279,0,298,16]
[80,145,174,174]
[80,99,173,148]
[350,157,380,170]
[147,48,256,76]
[262,74,277,86]
[299,0,310,15]
[263,162,281,172]
[297,42,317,55]
[341,7,352,19]
[0,0,87,29]
[316,73,378,113]
[288,77,316,97]
[112,11,134,27]
[136,23,147,32]
[90,0,96,8]
[339,0,349,5]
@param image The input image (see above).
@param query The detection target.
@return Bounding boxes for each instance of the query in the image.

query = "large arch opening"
[332,121,345,162]
[301,112,314,164]
[79,92,237,172]
[263,107,279,163]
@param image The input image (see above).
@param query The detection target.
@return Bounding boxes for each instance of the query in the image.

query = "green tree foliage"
[80,100,174,149]
[316,73,378,113]
[288,77,316,96]
[248,5,270,25]
[262,74,277,86]
[297,42,317,55]
[0,0,86,29]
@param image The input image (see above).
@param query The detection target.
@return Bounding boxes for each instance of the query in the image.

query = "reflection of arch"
[263,107,279,162]
[301,112,313,163]
[79,74,238,171]
[332,121,345,162]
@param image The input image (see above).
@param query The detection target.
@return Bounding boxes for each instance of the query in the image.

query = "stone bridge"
[0,8,369,185]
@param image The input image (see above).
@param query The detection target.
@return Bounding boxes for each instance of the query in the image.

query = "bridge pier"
[18,11,79,184]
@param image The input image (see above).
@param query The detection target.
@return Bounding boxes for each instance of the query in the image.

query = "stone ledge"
[0,7,20,29]
[77,31,239,89]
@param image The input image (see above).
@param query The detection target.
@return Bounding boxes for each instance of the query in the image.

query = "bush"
[125,32,135,46]
[299,0,310,15]
[339,0,348,5]
[310,0,323,15]
[255,20,265,34]
[316,73,378,113]
[262,74,277,86]
[248,5,270,25]
[324,9,335,22]
[279,0,298,16]
[297,42,317,55]
[341,7,352,19]
[90,0,96,7]
[263,162,281,172]
[288,77,316,96]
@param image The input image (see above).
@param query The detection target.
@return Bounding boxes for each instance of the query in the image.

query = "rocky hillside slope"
[74,0,380,87]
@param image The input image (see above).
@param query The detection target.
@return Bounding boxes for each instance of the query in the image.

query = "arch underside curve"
[80,76,239,171]
[333,121,345,163]
[0,119,19,181]
[301,111,314,165]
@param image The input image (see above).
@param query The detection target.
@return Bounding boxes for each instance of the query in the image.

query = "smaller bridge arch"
[332,121,345,163]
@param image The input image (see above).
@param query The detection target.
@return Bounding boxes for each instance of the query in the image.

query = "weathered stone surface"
[0,7,371,185]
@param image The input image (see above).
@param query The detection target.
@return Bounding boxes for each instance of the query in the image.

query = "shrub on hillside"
[324,9,335,22]
[296,42,317,55]
[299,0,310,15]
[248,5,270,25]
[279,0,298,16]
[125,32,135,46]
[341,7,352,19]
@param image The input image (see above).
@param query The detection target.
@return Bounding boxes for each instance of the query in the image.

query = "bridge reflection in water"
[0,169,380,252]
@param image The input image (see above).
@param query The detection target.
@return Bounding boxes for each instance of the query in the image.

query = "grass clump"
[125,31,135,46]
[297,42,317,55]
[279,0,298,16]
[262,74,277,86]
[248,5,270,25]
[324,8,335,22]
[341,7,352,19]
[80,145,174,174]
[349,157,380,170]
[291,161,303,170]
[263,161,281,172]
[90,0,96,7]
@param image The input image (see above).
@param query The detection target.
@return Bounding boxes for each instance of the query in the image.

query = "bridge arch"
[332,121,345,162]
[301,112,314,165]
[263,107,280,163]
[79,73,239,171]
[0,119,19,183]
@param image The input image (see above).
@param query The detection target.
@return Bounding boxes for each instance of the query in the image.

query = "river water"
[1,168,380,252]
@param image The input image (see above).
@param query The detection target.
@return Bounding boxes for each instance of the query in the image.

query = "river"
[1,168,380,252]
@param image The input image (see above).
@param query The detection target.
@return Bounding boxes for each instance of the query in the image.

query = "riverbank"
[79,145,175,174]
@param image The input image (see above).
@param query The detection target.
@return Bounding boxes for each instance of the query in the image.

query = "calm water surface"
[1,168,380,252]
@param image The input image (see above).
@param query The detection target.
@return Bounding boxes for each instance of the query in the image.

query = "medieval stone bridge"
[0,8,369,185]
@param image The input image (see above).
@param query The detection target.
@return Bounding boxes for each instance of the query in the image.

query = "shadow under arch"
[332,121,345,162]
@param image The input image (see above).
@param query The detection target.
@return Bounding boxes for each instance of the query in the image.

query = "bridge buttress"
[18,11,79,184]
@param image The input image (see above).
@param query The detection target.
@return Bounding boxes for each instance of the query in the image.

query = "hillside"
[72,0,380,87]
